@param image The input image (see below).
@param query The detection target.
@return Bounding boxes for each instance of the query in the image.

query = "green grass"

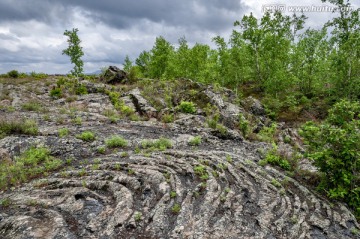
[105,135,128,148]
[134,212,142,222]
[140,138,172,151]
[178,101,196,114]
[76,131,95,142]
[21,101,43,112]
[50,87,63,98]
[188,136,202,146]
[170,191,177,198]
[0,147,62,190]
[162,113,174,123]
[58,128,69,138]
[171,203,181,214]
[194,165,208,181]
[0,118,38,139]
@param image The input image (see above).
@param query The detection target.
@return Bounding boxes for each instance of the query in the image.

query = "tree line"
[124,0,359,116]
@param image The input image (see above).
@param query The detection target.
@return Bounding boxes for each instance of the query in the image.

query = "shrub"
[58,128,69,138]
[7,70,19,78]
[0,118,38,138]
[162,113,174,123]
[178,101,196,114]
[72,117,82,125]
[21,101,43,112]
[134,212,142,222]
[170,191,177,198]
[257,123,277,143]
[188,136,202,146]
[140,138,172,151]
[300,99,360,216]
[0,146,62,190]
[259,144,291,171]
[238,113,250,137]
[105,135,128,148]
[171,203,181,214]
[30,72,47,79]
[50,87,63,98]
[76,131,95,142]
[75,84,88,95]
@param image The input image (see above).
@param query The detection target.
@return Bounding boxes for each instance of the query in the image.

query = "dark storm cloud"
[0,0,243,31]
[0,0,69,23]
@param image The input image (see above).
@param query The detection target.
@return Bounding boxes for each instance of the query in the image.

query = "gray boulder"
[102,66,128,84]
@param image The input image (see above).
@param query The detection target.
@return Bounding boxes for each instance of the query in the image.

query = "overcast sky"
[0,0,358,74]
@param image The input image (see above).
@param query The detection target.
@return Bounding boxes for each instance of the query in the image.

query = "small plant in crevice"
[238,113,250,137]
[0,118,38,139]
[50,87,63,99]
[58,128,70,138]
[134,212,142,222]
[161,113,174,123]
[171,203,181,214]
[97,146,106,154]
[188,136,202,146]
[170,191,177,198]
[226,155,233,163]
[105,135,128,148]
[0,198,12,207]
[271,178,282,188]
[257,123,278,143]
[76,131,95,142]
[0,146,62,191]
[259,144,291,171]
[194,164,208,181]
[178,101,196,114]
[71,116,82,126]
[140,138,172,152]
[128,168,135,175]
[21,101,43,112]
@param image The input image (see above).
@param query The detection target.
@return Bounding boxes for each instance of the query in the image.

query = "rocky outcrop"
[128,88,158,118]
[101,66,128,84]
[0,77,359,239]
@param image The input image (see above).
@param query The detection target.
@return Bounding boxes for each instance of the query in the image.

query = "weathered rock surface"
[101,66,128,84]
[0,78,359,239]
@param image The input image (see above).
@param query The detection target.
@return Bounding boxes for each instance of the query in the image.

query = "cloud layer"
[0,0,358,74]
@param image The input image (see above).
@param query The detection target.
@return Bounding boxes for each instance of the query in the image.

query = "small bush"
[178,101,196,114]
[120,105,135,116]
[0,146,62,190]
[75,84,88,95]
[188,136,202,146]
[162,113,174,123]
[97,146,106,154]
[30,71,47,79]
[140,138,172,151]
[259,144,291,171]
[50,87,63,98]
[7,70,19,78]
[170,191,177,198]
[134,212,142,222]
[171,203,181,214]
[238,113,250,137]
[300,99,360,216]
[76,131,95,142]
[58,128,69,138]
[0,118,38,138]
[21,101,43,112]
[72,117,82,125]
[257,123,277,143]
[105,135,128,148]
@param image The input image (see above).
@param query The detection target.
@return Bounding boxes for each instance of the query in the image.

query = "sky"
[0,0,358,74]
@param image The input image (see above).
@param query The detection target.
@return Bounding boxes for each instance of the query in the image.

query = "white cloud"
[0,0,358,74]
